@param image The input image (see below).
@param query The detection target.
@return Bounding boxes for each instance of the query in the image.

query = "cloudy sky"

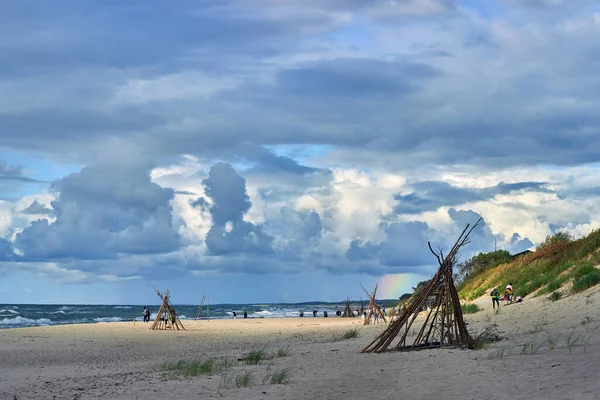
[1,0,600,305]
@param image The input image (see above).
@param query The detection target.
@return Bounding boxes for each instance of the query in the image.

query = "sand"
[1,287,600,400]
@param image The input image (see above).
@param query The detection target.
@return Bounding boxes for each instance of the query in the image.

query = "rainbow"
[377,274,412,299]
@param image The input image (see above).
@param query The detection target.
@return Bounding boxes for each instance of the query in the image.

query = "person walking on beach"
[505,283,514,304]
[232,311,237,319]
[143,307,150,323]
[490,288,500,309]
[243,311,248,319]
[381,306,386,316]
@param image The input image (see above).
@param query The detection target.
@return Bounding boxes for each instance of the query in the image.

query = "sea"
[0,301,371,329]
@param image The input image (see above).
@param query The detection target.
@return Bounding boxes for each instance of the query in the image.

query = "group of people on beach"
[231,311,248,319]
[490,282,523,309]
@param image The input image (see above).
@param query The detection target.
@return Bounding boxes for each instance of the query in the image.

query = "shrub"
[461,303,479,314]
[549,291,563,302]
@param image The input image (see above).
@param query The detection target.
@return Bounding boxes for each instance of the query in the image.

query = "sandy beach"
[2,287,600,400]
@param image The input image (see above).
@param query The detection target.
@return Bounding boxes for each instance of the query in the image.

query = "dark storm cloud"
[1,0,600,168]
[22,200,53,215]
[394,180,552,214]
[200,163,273,255]
[241,145,319,175]
[0,161,44,183]
[15,156,180,260]
[277,58,442,97]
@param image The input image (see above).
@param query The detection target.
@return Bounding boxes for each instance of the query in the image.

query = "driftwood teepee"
[361,283,387,325]
[342,297,354,317]
[150,287,186,331]
[361,219,481,353]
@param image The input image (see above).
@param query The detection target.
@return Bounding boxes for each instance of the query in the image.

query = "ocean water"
[0,302,368,329]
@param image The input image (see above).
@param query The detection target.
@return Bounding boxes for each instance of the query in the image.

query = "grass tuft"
[276,348,290,358]
[235,372,253,388]
[572,269,600,293]
[240,349,268,365]
[162,358,234,379]
[549,291,563,302]
[263,368,292,385]
[332,328,359,342]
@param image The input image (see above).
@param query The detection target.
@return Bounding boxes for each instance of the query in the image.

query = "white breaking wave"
[93,317,123,323]
[0,316,54,326]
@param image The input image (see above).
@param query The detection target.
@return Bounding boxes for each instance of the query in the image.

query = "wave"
[114,306,132,309]
[0,316,54,326]
[59,306,74,311]
[7,309,19,314]
[93,317,123,323]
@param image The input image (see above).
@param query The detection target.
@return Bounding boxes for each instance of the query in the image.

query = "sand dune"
[1,287,599,399]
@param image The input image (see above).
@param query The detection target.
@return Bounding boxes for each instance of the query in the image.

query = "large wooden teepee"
[150,288,186,331]
[361,283,387,325]
[361,219,481,353]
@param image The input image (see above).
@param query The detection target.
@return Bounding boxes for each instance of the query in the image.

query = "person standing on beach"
[490,288,500,309]
[243,311,248,319]
[232,311,237,319]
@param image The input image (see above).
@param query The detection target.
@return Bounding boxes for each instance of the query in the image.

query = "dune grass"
[263,368,292,385]
[240,349,268,365]
[332,328,359,342]
[162,358,234,379]
[458,229,600,301]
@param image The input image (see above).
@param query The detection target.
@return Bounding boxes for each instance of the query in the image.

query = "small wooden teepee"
[361,283,387,325]
[361,219,480,353]
[150,288,186,331]
[342,297,354,317]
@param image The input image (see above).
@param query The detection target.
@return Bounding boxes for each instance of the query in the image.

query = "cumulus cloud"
[15,156,180,261]
[199,163,273,255]
[394,180,552,214]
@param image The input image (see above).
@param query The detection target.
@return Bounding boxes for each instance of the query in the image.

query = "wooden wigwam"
[361,283,387,325]
[150,286,186,331]
[361,219,481,353]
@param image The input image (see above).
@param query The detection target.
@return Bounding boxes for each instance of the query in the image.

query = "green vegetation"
[461,303,480,314]
[572,269,600,293]
[263,368,292,385]
[162,358,234,379]
[332,328,359,342]
[457,250,511,280]
[549,291,563,302]
[240,349,268,365]
[276,348,290,358]
[458,230,600,301]
[235,372,253,388]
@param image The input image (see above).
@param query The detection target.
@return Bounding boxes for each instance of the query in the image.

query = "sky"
[1,0,600,305]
